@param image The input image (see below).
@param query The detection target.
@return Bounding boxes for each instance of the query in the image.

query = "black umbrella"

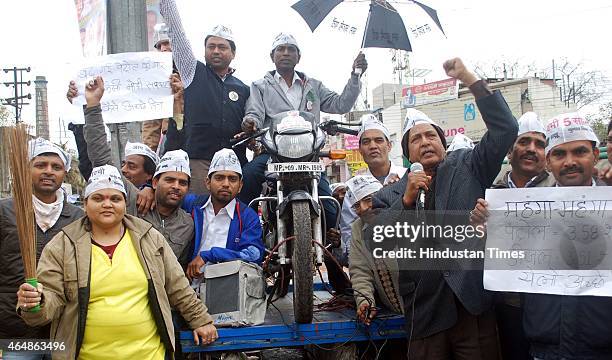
[291,0,445,52]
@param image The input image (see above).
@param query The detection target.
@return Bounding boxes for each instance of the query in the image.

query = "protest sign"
[71,51,173,124]
[484,187,612,296]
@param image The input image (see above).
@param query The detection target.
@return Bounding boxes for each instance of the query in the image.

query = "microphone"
[410,162,426,210]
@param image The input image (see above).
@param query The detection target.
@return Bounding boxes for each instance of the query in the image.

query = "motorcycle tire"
[291,200,314,323]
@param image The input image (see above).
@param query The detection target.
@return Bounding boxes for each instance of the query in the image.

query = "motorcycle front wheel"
[291,200,314,323]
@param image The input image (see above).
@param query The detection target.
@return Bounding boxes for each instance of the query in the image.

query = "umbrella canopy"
[291,0,445,52]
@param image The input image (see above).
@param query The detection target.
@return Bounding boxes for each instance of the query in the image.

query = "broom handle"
[25,278,41,313]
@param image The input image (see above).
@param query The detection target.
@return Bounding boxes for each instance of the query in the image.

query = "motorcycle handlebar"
[230,127,269,148]
[335,127,358,136]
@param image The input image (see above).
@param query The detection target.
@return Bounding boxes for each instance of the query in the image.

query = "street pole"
[106,0,148,167]
[2,67,31,124]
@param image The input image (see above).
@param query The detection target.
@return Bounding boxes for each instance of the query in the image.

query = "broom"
[5,124,39,312]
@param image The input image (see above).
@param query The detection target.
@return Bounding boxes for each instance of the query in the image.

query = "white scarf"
[33,190,64,232]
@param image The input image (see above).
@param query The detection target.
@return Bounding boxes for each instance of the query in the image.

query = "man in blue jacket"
[182,148,264,280]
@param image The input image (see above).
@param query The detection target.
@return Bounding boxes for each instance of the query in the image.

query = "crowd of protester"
[3,0,612,358]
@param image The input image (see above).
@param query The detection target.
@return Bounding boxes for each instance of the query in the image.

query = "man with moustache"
[471,114,611,360]
[82,76,194,267]
[493,112,555,190]
[328,115,406,292]
[339,114,407,260]
[472,112,554,360]
[373,57,518,359]
[0,138,83,358]
[524,114,611,360]
[181,149,264,281]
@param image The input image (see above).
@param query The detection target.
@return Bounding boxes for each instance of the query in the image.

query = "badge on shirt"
[229,91,239,102]
[306,100,313,111]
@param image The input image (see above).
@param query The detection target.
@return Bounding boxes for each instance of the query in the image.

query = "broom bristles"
[5,124,37,279]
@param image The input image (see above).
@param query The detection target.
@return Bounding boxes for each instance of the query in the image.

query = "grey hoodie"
[245,70,361,130]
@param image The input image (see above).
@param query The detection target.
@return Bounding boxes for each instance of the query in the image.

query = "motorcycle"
[232,111,359,323]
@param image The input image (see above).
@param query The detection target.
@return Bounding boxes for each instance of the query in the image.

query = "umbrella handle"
[353,48,365,76]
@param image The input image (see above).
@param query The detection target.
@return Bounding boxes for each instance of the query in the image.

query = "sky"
[1,0,612,150]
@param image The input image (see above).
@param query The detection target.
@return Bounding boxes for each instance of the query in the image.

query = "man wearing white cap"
[521,114,612,360]
[492,112,555,190]
[241,32,367,134]
[81,77,195,268]
[0,138,84,352]
[181,149,264,280]
[153,22,171,52]
[470,112,553,360]
[345,176,403,326]
[544,113,602,186]
[121,141,159,188]
[471,114,611,360]
[238,33,366,219]
[373,58,518,359]
[338,114,407,264]
[160,0,250,195]
[355,114,407,184]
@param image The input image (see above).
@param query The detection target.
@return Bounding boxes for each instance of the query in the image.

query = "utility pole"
[1,67,32,123]
[106,0,148,167]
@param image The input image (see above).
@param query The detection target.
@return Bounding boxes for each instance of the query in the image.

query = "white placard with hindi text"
[71,52,173,124]
[484,187,612,297]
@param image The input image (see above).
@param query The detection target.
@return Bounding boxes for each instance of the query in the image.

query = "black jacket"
[0,197,83,339]
[181,62,248,164]
[373,89,518,338]
[524,292,612,360]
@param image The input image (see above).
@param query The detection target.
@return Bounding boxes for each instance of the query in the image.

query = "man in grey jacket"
[238,33,367,230]
[81,76,194,269]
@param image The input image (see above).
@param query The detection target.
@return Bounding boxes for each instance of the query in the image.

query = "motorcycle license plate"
[267,162,324,173]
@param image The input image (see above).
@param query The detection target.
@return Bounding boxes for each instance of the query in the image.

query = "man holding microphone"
[373,58,518,359]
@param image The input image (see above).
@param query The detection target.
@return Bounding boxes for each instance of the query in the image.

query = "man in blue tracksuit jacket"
[181,148,264,279]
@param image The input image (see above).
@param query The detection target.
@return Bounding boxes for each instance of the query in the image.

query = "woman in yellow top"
[17,165,217,360]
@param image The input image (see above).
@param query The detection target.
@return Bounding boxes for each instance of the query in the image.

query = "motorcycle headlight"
[275,133,314,159]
